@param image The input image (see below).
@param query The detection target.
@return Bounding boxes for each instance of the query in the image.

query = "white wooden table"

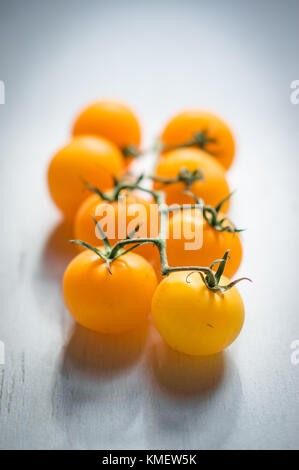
[0,0,298,450]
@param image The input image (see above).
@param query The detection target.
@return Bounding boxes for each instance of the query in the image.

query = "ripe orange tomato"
[154,148,230,211]
[167,209,242,278]
[63,249,157,334]
[152,270,244,356]
[74,192,161,276]
[160,109,235,170]
[48,136,124,220]
[73,100,141,156]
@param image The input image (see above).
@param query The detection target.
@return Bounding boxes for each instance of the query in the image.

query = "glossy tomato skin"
[48,136,124,220]
[152,271,244,356]
[74,193,156,246]
[154,148,230,211]
[161,109,235,170]
[73,100,141,152]
[167,209,242,278]
[63,250,157,334]
[74,192,161,277]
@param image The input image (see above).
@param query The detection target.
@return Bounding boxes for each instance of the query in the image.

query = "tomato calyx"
[161,130,217,153]
[122,139,164,161]
[166,190,243,234]
[81,173,149,203]
[185,250,252,293]
[121,145,141,159]
[70,216,152,274]
[152,167,204,191]
[191,191,244,234]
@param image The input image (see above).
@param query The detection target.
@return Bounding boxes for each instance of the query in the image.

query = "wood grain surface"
[0,0,298,450]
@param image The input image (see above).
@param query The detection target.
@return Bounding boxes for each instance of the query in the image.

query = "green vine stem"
[121,138,163,161]
[160,131,216,153]
[82,174,242,234]
[121,145,141,159]
[72,182,251,292]
[151,167,204,190]
[122,130,216,160]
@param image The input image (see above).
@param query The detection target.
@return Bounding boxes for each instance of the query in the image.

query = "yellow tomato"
[73,99,141,153]
[154,148,231,211]
[48,136,124,220]
[167,209,242,278]
[73,192,161,277]
[74,192,156,246]
[152,271,245,356]
[161,109,235,170]
[63,249,157,334]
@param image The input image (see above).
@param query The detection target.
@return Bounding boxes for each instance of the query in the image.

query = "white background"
[0,0,298,449]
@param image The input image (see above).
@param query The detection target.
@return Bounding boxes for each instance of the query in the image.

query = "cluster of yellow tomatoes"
[47,100,248,356]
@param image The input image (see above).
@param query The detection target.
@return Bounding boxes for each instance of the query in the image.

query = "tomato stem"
[72,179,249,292]
[151,167,204,189]
[160,130,217,153]
[121,131,216,160]
[82,172,242,234]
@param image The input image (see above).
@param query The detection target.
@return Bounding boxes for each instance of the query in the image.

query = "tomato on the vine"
[152,270,244,356]
[63,249,157,334]
[161,109,235,170]
[73,100,141,164]
[74,192,161,276]
[154,148,231,210]
[167,209,242,278]
[48,136,124,220]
